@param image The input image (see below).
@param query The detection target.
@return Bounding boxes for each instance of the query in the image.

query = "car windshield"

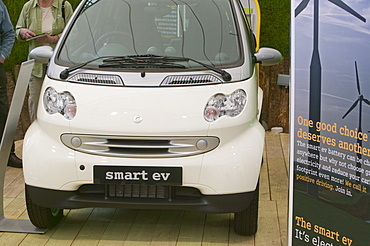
[57,0,242,69]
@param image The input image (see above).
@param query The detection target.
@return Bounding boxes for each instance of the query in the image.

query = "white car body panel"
[24,68,263,194]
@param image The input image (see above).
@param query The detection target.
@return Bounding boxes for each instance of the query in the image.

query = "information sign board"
[290,1,370,245]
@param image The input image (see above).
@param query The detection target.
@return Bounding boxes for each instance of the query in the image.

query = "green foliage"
[259,0,290,57]
[2,0,290,71]
[2,0,81,71]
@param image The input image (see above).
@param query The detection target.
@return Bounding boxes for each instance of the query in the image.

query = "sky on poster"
[294,0,370,145]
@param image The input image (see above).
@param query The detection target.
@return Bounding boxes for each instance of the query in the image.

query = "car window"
[57,0,242,69]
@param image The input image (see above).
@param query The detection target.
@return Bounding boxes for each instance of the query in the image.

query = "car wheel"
[234,182,259,236]
[25,185,63,229]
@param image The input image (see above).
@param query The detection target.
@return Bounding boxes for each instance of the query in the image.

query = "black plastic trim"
[26,185,256,213]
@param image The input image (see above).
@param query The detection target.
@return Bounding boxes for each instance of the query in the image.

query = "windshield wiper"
[60,54,232,81]
[100,55,186,69]
[188,57,232,81]
[102,55,189,63]
[100,62,186,69]
[102,54,232,81]
[59,56,114,79]
[59,55,184,79]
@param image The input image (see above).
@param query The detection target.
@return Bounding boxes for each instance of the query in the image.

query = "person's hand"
[36,35,59,43]
[19,28,36,40]
[0,57,4,64]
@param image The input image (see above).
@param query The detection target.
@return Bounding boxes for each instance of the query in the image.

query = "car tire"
[25,185,64,229]
[234,182,259,236]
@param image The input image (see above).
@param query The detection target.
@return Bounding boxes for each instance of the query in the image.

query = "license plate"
[94,166,182,185]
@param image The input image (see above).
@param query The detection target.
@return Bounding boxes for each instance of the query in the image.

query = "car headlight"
[204,89,247,122]
[43,87,77,120]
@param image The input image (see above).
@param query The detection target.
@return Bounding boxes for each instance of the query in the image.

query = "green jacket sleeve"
[15,2,29,41]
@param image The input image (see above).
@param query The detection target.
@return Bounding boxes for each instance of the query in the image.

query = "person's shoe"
[8,154,23,168]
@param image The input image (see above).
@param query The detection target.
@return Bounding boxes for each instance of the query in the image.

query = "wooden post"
[259,57,290,132]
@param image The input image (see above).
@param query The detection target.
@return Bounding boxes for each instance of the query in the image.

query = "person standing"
[0,0,22,168]
[16,0,73,122]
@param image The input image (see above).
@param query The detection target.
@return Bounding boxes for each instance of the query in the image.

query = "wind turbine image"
[295,0,366,196]
[342,62,370,183]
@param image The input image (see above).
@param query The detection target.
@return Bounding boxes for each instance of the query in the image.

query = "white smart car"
[24,0,281,236]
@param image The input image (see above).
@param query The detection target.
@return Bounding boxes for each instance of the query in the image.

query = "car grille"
[66,73,222,86]
[61,134,219,158]
[78,184,202,200]
[68,73,124,86]
[109,184,167,198]
[161,74,223,86]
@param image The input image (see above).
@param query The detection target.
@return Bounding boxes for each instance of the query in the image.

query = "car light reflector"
[204,89,247,122]
[43,87,77,120]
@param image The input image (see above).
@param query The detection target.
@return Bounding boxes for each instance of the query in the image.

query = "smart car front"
[23,0,281,236]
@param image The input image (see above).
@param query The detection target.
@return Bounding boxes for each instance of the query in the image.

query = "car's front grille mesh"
[108,184,167,198]
[68,73,124,86]
[61,134,220,158]
[66,73,222,86]
[161,74,223,86]
[78,184,202,200]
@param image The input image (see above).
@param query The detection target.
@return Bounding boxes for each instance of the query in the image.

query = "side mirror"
[29,46,53,64]
[254,47,282,66]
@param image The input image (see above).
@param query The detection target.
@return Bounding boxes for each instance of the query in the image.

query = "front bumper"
[24,119,264,194]
[27,184,256,213]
